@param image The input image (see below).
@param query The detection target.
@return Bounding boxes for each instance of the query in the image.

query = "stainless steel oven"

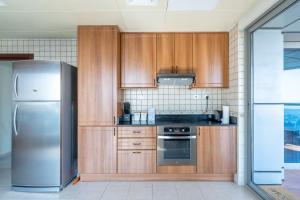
[157,126,196,166]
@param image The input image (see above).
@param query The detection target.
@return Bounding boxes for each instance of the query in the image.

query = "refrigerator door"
[253,104,284,184]
[12,60,61,101]
[12,102,60,187]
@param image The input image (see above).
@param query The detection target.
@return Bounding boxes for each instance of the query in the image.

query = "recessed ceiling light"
[167,0,219,11]
[0,0,7,6]
[126,0,158,6]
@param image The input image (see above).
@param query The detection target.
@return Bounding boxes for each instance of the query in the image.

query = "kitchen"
[0,0,299,200]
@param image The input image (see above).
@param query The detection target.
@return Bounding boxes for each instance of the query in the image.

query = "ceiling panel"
[0,0,118,11]
[0,0,259,38]
[164,11,242,31]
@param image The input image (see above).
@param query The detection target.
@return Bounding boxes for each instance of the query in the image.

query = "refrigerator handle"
[13,104,19,136]
[14,74,19,97]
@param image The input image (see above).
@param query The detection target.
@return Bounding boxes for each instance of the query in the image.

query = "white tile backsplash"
[0,39,77,66]
[123,86,223,114]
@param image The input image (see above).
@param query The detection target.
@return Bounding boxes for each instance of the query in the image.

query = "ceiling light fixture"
[126,0,158,6]
[167,0,219,11]
[0,0,7,6]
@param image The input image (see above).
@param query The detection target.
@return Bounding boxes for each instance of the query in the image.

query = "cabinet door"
[174,33,193,73]
[197,126,236,174]
[78,127,117,174]
[121,33,157,88]
[193,33,229,88]
[157,33,174,73]
[78,26,120,126]
[118,150,156,173]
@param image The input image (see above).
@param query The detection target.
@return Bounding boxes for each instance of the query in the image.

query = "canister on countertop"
[132,112,141,122]
[140,112,148,122]
[147,107,156,124]
[222,106,230,124]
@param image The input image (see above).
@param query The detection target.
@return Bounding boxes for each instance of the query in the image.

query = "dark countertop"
[118,114,237,127]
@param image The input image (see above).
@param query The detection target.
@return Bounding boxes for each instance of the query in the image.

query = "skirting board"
[80,173,234,181]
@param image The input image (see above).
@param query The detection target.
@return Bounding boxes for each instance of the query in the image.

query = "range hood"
[156,73,195,86]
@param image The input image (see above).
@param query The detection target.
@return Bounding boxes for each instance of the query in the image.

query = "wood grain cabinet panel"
[118,150,156,173]
[157,33,174,73]
[197,126,236,174]
[78,127,117,174]
[174,33,193,73]
[121,33,157,88]
[77,26,121,126]
[193,33,229,88]
[157,33,193,74]
[118,127,156,138]
[118,138,156,150]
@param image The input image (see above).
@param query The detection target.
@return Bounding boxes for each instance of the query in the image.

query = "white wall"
[224,25,247,185]
[0,62,12,156]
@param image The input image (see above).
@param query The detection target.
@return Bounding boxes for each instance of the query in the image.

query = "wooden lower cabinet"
[117,126,156,174]
[118,150,156,174]
[118,127,156,138]
[197,126,237,174]
[118,138,156,150]
[78,127,117,174]
[78,125,237,181]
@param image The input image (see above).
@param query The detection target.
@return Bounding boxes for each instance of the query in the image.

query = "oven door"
[157,135,196,166]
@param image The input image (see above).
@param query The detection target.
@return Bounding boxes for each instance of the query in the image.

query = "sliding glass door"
[247,0,300,199]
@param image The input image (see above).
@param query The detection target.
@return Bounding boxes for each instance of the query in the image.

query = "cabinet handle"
[176,66,178,73]
[132,131,141,134]
[132,151,142,154]
[133,142,141,145]
[114,128,116,136]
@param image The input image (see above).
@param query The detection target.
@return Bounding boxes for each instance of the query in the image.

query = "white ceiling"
[0,0,259,38]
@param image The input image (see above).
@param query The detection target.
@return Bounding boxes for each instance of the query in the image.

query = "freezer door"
[12,102,61,187]
[12,61,61,101]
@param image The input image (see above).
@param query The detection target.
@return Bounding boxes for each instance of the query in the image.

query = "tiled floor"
[282,170,300,197]
[0,155,259,200]
[0,181,260,200]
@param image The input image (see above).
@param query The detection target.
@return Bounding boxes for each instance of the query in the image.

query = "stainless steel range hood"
[156,73,195,86]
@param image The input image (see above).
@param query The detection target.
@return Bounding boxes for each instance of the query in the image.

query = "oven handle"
[157,136,196,139]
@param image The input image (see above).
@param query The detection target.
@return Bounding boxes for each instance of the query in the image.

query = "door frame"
[245,0,298,199]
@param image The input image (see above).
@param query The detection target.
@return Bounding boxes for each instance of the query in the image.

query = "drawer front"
[118,150,156,174]
[118,138,156,150]
[118,127,156,138]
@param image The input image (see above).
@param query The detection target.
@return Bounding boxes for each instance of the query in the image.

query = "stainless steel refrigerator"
[12,60,77,192]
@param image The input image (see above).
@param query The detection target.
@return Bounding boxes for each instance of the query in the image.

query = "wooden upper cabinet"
[157,33,174,73]
[77,26,121,126]
[78,127,117,174]
[157,33,193,74]
[197,126,237,174]
[193,33,229,88]
[174,33,193,73]
[121,33,157,88]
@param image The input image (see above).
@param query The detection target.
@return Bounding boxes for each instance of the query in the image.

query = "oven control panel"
[163,127,190,133]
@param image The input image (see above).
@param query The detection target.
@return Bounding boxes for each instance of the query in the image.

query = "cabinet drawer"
[118,150,156,173]
[118,127,156,138]
[118,138,156,150]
